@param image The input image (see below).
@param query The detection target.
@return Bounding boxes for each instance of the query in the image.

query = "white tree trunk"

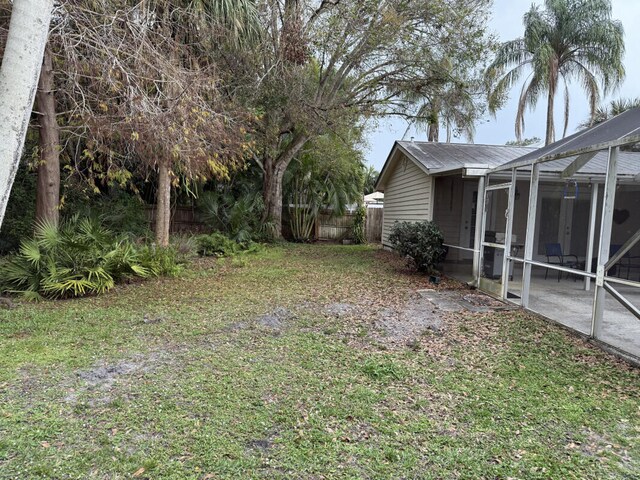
[0,0,54,229]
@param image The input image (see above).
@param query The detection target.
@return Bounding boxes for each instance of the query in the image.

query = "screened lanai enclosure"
[437,109,640,361]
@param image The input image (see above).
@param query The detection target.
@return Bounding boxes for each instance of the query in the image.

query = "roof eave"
[427,164,491,178]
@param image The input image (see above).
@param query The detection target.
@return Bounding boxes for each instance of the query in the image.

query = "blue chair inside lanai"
[544,243,579,281]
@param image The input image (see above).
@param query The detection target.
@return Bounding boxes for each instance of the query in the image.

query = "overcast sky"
[363,0,640,171]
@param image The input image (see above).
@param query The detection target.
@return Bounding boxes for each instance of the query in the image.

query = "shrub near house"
[389,221,445,273]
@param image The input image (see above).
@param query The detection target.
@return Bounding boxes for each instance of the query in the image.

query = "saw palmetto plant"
[0,216,152,300]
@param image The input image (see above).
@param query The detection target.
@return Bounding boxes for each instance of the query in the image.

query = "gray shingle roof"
[375,141,537,191]
[397,141,536,172]
[375,134,640,193]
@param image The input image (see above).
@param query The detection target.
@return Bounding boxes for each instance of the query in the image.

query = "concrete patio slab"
[442,263,640,361]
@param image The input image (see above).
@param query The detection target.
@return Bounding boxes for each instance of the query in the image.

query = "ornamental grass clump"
[352,206,367,244]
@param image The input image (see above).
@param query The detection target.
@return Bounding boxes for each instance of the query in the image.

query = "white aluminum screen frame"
[477,146,640,359]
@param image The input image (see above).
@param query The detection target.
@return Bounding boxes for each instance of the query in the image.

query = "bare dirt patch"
[372,292,443,346]
[256,307,296,332]
[65,350,175,405]
[366,287,511,346]
[248,438,273,451]
[324,303,358,318]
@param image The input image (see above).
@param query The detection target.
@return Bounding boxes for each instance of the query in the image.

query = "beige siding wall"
[382,154,433,247]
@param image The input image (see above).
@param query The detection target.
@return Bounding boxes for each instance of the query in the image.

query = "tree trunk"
[427,105,439,142]
[0,0,53,229]
[545,59,558,146]
[155,161,171,247]
[262,158,287,239]
[545,88,556,146]
[261,134,309,239]
[35,46,60,227]
[427,121,439,142]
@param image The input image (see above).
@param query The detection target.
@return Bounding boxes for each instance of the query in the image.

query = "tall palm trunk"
[0,0,54,229]
[35,46,60,227]
[545,58,559,146]
[155,160,171,247]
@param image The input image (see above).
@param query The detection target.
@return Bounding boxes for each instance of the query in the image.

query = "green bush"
[352,206,366,244]
[137,235,197,277]
[62,188,151,240]
[195,232,261,257]
[388,220,445,273]
[0,216,163,300]
[137,245,182,277]
[0,167,36,253]
[196,190,264,243]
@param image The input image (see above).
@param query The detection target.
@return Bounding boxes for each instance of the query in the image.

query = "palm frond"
[0,216,164,299]
[19,240,42,267]
[487,0,625,143]
[34,219,62,251]
[515,74,543,141]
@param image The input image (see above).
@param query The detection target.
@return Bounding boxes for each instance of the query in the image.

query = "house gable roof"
[375,141,535,191]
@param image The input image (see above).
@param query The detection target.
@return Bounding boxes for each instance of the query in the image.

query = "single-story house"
[375,109,640,362]
[374,142,534,253]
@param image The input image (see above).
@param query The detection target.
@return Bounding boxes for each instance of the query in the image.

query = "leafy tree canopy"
[227,0,495,237]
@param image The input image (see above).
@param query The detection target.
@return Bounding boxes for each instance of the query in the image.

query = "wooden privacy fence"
[366,208,383,243]
[143,203,384,243]
[144,205,208,234]
[316,212,355,241]
[315,207,383,243]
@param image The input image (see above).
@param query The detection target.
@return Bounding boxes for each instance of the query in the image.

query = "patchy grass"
[0,243,638,479]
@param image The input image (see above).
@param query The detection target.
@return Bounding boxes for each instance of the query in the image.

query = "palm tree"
[487,0,625,145]
[363,166,379,195]
[409,86,479,143]
[580,97,640,128]
[0,0,54,229]
[403,58,485,143]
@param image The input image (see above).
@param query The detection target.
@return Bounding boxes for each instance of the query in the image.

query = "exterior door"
[458,180,478,261]
[479,183,512,298]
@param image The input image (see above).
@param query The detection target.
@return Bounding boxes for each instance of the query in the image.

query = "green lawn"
[0,244,638,479]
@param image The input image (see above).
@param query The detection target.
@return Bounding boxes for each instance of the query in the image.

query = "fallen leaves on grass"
[132,467,145,477]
